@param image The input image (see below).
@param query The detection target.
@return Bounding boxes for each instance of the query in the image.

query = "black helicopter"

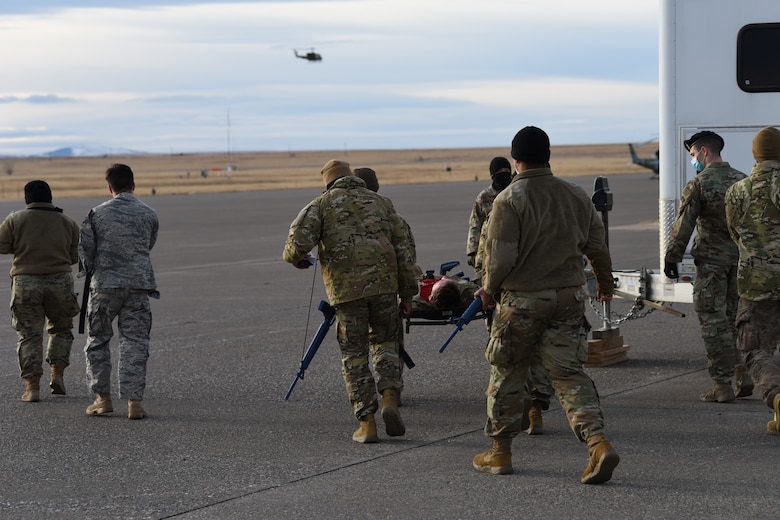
[628,142,659,178]
[294,48,322,62]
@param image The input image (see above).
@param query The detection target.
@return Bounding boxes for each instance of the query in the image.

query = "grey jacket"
[79,192,158,292]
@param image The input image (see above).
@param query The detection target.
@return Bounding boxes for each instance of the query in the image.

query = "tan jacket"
[0,203,80,276]
[483,168,614,295]
[283,176,418,305]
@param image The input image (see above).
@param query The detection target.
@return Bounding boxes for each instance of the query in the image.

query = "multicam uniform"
[725,159,780,407]
[482,167,614,442]
[474,192,555,413]
[0,203,80,379]
[665,162,747,386]
[283,176,418,420]
[375,199,418,399]
[79,192,159,401]
[466,185,499,270]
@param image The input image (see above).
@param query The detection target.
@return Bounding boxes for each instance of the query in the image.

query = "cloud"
[0,94,74,104]
[0,0,659,155]
[405,78,657,112]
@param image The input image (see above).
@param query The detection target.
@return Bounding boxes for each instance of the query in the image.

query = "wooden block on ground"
[587,336,624,352]
[584,345,630,367]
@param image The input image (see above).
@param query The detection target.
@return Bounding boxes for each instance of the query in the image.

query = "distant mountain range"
[42,146,146,157]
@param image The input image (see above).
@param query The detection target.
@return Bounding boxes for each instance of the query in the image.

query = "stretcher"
[404,261,490,333]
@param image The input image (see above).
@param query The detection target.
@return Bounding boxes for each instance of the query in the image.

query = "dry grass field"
[0,142,658,200]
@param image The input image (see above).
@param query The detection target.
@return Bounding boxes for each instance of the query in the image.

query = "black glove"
[664,261,679,279]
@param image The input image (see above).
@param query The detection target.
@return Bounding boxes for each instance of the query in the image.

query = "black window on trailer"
[737,22,780,93]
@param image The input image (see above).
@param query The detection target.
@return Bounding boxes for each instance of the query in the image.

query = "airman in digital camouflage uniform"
[466,157,512,271]
[473,126,619,484]
[283,160,418,443]
[725,126,780,435]
[664,130,752,403]
[80,164,159,420]
[0,180,80,402]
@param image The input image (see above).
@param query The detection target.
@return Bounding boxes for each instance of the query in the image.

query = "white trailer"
[613,0,780,307]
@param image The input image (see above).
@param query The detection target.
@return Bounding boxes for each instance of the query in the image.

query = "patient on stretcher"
[412,273,480,317]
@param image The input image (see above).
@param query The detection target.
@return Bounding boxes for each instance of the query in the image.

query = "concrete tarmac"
[1,173,779,519]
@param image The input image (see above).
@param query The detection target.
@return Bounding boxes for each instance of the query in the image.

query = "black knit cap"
[511,126,551,164]
[489,157,511,177]
[24,180,52,204]
[354,167,379,192]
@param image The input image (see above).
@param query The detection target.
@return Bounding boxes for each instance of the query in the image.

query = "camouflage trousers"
[483,286,604,442]
[10,273,80,379]
[735,298,780,407]
[335,293,402,420]
[376,317,406,393]
[84,289,152,401]
[526,349,554,409]
[485,308,553,409]
[693,262,742,384]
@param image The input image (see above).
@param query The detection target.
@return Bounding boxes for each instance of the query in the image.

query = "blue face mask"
[690,156,705,172]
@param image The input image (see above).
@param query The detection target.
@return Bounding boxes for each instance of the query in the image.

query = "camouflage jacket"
[79,192,159,292]
[725,159,780,300]
[466,185,499,265]
[0,202,79,276]
[283,176,418,305]
[665,162,745,266]
[483,167,614,295]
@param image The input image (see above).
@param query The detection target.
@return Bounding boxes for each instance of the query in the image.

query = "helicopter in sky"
[294,48,322,62]
[628,142,659,178]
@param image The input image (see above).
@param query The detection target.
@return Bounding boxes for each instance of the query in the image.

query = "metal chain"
[588,296,656,326]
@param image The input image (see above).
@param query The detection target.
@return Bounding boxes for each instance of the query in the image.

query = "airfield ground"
[3,172,780,519]
[0,142,659,200]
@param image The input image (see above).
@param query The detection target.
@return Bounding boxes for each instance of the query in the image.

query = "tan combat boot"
[700,383,735,403]
[86,393,113,415]
[525,401,544,435]
[581,433,620,484]
[49,361,67,395]
[128,400,146,420]
[768,393,780,436]
[381,389,406,436]
[352,414,378,443]
[21,375,41,402]
[733,365,754,398]
[473,437,513,475]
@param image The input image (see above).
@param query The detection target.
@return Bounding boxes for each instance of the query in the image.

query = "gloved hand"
[295,253,317,269]
[664,261,679,279]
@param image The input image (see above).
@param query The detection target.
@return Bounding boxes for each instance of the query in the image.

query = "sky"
[0,0,659,156]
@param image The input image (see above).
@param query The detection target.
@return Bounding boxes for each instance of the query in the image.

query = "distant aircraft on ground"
[628,143,659,178]
[294,49,322,61]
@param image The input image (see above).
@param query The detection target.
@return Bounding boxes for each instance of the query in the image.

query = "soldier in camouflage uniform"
[472,126,619,484]
[725,126,780,436]
[80,164,159,420]
[283,160,418,443]
[353,166,419,406]
[472,160,554,435]
[0,181,80,402]
[466,157,512,272]
[664,130,752,403]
